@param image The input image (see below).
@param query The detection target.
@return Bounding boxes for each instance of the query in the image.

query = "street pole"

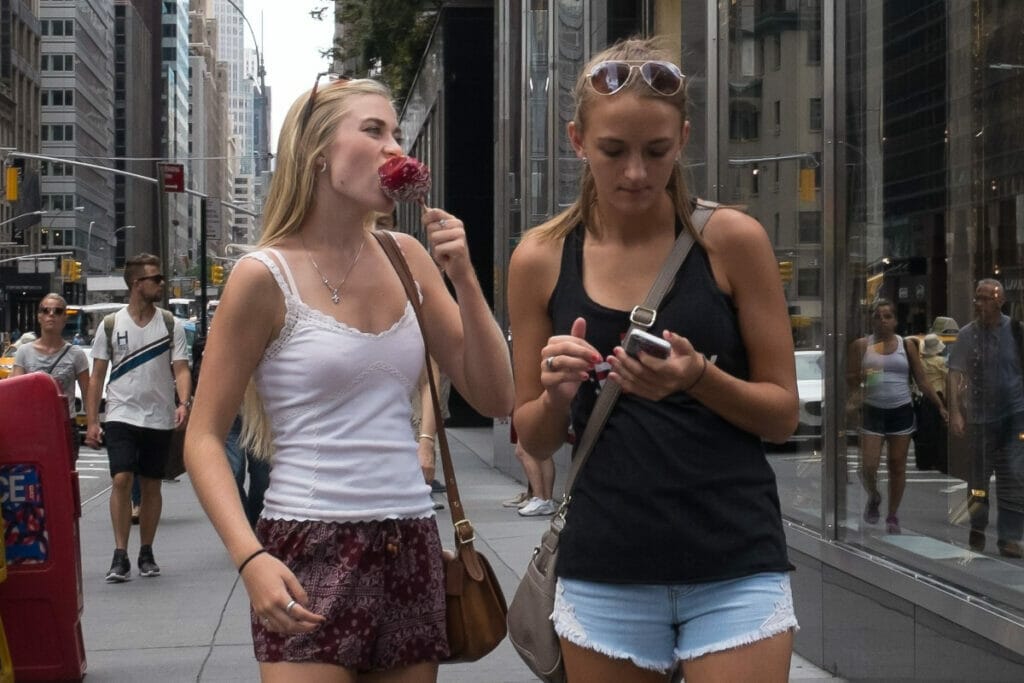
[193,196,209,379]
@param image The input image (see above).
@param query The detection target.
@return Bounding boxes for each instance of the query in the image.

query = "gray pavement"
[76,427,843,681]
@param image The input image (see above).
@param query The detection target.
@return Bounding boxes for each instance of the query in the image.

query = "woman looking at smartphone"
[507,37,799,682]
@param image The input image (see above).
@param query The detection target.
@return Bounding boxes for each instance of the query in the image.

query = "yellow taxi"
[0,345,16,380]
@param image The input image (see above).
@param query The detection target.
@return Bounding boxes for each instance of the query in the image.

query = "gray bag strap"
[559,200,719,505]
[45,343,72,374]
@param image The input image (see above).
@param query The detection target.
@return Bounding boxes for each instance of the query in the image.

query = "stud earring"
[319,160,327,173]
[581,156,589,165]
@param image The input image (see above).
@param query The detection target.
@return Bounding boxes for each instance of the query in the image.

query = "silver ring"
[285,599,297,614]
[439,218,447,227]
[546,356,556,372]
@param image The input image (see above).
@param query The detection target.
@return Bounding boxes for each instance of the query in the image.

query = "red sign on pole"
[160,163,185,193]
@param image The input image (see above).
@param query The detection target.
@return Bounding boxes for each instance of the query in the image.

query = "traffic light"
[67,260,82,282]
[5,165,19,202]
[779,261,794,284]
[210,263,225,286]
[61,258,71,279]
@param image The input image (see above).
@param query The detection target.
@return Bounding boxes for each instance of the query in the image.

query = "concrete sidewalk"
[77,427,843,681]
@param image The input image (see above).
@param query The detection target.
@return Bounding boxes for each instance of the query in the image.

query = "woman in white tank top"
[848,299,947,535]
[184,77,513,680]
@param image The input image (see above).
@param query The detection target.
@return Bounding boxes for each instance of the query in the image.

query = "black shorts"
[861,403,916,437]
[104,421,173,479]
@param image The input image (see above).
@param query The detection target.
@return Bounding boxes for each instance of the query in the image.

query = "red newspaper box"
[0,372,85,681]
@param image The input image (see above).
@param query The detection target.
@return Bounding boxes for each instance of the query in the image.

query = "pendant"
[330,290,340,305]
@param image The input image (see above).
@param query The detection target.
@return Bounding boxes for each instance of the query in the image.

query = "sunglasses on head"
[587,60,685,97]
[39,306,66,316]
[136,274,165,285]
[298,71,353,138]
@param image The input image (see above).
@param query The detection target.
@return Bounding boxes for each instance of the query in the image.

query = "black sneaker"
[430,479,446,494]
[105,549,131,583]
[138,545,161,577]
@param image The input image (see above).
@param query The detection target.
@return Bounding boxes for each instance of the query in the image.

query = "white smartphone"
[623,328,671,359]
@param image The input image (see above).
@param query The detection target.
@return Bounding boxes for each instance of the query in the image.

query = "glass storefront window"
[721,0,825,531]
[840,0,1024,616]
[526,1,551,225]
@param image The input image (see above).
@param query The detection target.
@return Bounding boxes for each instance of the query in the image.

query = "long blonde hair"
[241,77,394,460]
[531,37,696,243]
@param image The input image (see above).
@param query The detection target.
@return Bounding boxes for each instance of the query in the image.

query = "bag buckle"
[629,306,656,328]
[453,519,476,545]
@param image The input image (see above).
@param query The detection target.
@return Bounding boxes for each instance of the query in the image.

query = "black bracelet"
[682,356,708,393]
[237,547,268,575]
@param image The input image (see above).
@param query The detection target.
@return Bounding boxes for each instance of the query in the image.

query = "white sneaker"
[518,497,557,517]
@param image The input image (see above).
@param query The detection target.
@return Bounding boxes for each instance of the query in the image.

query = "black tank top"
[548,222,790,583]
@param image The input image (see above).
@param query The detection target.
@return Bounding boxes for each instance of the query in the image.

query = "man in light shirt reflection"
[948,279,1024,559]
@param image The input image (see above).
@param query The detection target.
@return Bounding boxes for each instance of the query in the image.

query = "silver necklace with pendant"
[303,236,366,305]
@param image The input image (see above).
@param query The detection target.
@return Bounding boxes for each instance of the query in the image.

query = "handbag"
[373,230,508,663]
[506,201,718,683]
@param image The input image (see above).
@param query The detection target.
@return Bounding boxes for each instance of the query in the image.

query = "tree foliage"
[334,0,443,108]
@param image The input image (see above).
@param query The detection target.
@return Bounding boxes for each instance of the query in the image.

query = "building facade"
[396,1,1024,677]
[0,0,42,334]
[160,0,191,278]
[211,0,255,245]
[37,0,114,298]
[113,0,159,267]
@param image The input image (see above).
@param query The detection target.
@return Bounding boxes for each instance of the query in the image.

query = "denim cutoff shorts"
[552,572,798,673]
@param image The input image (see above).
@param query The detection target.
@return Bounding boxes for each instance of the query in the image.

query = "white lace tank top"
[244,248,434,522]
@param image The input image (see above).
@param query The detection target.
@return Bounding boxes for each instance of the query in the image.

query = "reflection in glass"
[725,0,825,529]
[842,1,1024,618]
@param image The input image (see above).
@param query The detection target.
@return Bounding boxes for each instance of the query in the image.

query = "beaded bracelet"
[417,433,435,442]
[237,547,268,575]
[682,355,708,393]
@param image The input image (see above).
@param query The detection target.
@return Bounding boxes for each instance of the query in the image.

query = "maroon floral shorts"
[252,516,449,671]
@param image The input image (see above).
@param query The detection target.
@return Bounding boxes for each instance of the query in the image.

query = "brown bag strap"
[372,230,485,578]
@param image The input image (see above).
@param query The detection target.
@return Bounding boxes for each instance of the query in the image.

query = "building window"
[809,98,822,131]
[798,211,822,243]
[43,194,76,210]
[41,54,74,72]
[730,103,760,141]
[41,89,74,107]
[797,267,821,297]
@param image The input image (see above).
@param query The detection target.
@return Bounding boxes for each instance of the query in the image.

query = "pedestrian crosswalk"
[75,446,107,480]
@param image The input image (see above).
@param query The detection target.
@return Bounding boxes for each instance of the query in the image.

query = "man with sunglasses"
[86,252,192,582]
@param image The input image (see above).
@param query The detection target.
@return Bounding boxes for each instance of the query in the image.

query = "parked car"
[74,346,110,441]
[0,344,17,380]
[792,349,824,444]
[0,332,37,380]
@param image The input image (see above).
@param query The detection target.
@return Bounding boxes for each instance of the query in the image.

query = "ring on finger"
[439,218,447,227]
[546,356,556,372]
[285,599,297,615]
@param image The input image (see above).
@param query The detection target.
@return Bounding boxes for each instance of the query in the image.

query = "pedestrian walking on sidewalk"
[85,253,192,583]
[11,292,90,419]
[184,76,513,681]
[507,37,800,682]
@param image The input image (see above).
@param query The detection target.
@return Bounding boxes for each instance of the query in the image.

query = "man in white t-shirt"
[85,253,192,583]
